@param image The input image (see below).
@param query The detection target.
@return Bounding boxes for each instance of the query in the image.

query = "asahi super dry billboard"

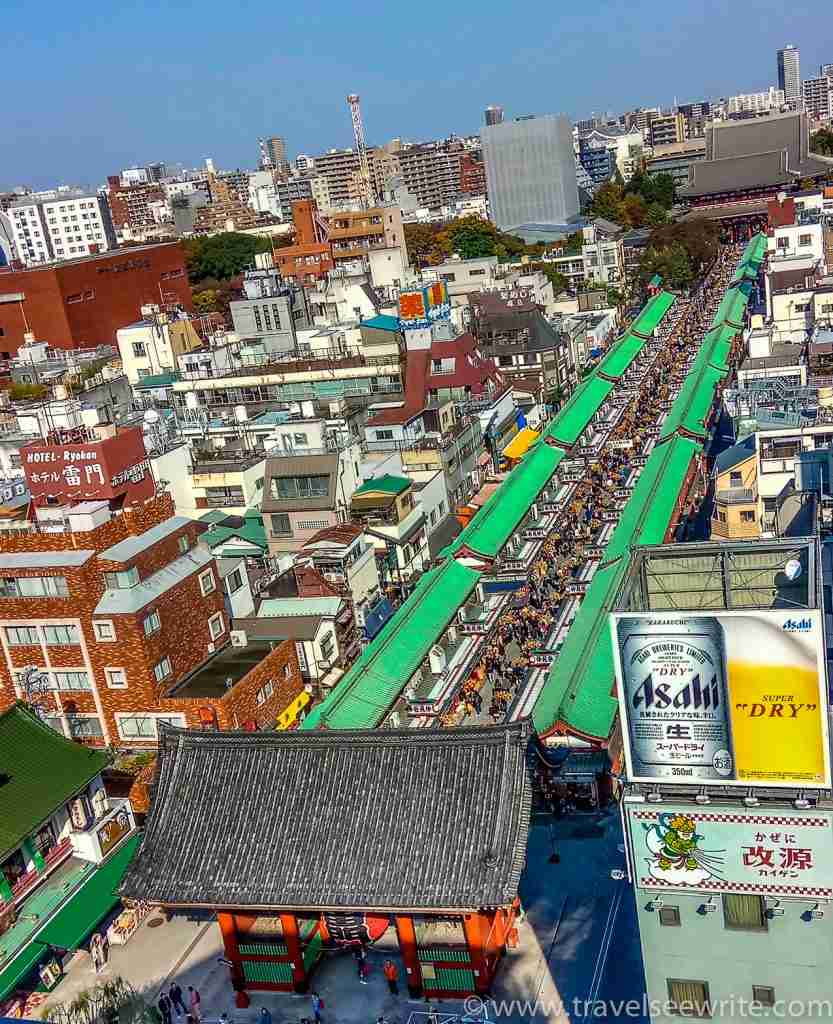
[611,611,830,789]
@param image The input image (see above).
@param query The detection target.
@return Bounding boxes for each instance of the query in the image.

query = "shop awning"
[36,834,141,951]
[0,941,47,1003]
[502,427,540,461]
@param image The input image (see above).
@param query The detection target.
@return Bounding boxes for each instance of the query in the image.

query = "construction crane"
[347,94,376,209]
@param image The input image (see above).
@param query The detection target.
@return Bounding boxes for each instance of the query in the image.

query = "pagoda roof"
[121,721,533,912]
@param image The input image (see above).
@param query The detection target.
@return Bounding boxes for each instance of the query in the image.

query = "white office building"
[481,114,579,233]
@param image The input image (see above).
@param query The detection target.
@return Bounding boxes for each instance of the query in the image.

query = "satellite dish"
[784,559,802,581]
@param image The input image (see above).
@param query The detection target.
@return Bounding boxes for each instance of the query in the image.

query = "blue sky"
[3,0,832,190]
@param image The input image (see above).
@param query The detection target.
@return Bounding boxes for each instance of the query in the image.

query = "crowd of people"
[450,244,744,728]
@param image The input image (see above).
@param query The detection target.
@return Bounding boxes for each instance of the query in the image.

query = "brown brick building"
[0,493,304,746]
[105,177,167,236]
[0,242,193,356]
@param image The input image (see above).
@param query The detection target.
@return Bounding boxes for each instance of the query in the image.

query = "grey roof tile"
[121,721,534,911]
[0,550,95,570]
[99,516,194,563]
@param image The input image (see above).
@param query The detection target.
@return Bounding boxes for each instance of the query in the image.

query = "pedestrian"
[187,987,201,1022]
[310,991,323,1023]
[383,960,399,995]
[158,994,172,1024]
[359,958,370,984]
[353,944,366,979]
[170,984,187,1018]
[260,1009,272,1024]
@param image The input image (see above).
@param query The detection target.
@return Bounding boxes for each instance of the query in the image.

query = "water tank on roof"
[429,645,447,675]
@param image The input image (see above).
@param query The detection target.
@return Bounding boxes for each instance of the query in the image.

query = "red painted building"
[0,243,192,356]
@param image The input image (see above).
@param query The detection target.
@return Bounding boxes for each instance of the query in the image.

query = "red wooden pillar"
[394,914,422,997]
[280,912,308,993]
[217,913,245,991]
[462,911,492,995]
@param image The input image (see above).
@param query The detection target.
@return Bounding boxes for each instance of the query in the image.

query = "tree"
[8,382,47,401]
[182,233,273,284]
[403,221,441,266]
[540,265,570,293]
[811,128,833,156]
[48,978,159,1024]
[645,202,669,227]
[588,181,626,224]
[192,289,218,314]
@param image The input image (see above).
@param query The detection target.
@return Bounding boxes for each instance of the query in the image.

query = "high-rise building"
[396,142,464,209]
[777,44,801,102]
[677,101,712,139]
[481,114,579,232]
[803,75,833,119]
[263,136,287,169]
[822,63,833,78]
[484,105,504,126]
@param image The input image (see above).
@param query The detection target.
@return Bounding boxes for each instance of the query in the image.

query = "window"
[319,631,335,662]
[205,485,245,507]
[297,519,329,531]
[263,307,273,331]
[1,575,69,598]
[93,620,116,642]
[132,342,146,357]
[375,429,394,441]
[143,610,161,635]
[729,471,743,487]
[104,567,139,590]
[283,663,293,679]
[740,510,756,523]
[105,667,127,689]
[153,656,172,683]
[722,893,766,931]
[51,671,91,691]
[271,304,282,329]
[5,626,39,645]
[777,237,788,249]
[469,268,485,276]
[116,715,155,739]
[208,612,225,641]
[440,272,456,282]
[752,987,775,1009]
[256,680,274,706]
[66,716,103,740]
[270,475,329,500]
[271,513,292,536]
[42,624,79,645]
[659,906,681,927]
[253,306,263,332]
[794,302,809,313]
[293,432,309,446]
[799,234,812,247]
[178,534,190,554]
[199,570,216,596]
[667,980,710,1017]
[226,568,244,594]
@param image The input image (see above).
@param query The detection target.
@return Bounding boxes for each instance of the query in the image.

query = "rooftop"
[360,314,401,333]
[353,474,411,497]
[120,721,533,911]
[0,550,95,570]
[99,516,193,564]
[94,547,213,615]
[0,704,109,861]
[258,596,343,618]
[168,640,275,699]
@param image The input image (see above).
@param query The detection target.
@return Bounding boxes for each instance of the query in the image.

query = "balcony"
[715,486,757,506]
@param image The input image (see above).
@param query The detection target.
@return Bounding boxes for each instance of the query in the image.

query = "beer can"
[616,615,734,782]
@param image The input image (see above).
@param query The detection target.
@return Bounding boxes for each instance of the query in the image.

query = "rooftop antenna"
[347,94,376,208]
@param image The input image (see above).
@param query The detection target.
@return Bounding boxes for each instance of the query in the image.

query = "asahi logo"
[631,672,721,712]
[782,617,812,632]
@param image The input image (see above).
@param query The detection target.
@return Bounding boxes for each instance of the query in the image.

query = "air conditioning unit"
[230,630,248,648]
[207,642,215,654]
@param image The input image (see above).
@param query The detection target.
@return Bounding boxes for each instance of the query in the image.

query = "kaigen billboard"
[611,611,829,789]
[627,804,833,897]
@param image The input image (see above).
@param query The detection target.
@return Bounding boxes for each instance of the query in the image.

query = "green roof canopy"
[660,362,725,441]
[36,834,140,950]
[630,291,676,338]
[133,372,179,389]
[302,560,480,730]
[0,938,47,1002]
[353,474,411,497]
[455,443,563,558]
[636,437,700,547]
[545,376,615,447]
[596,333,646,380]
[0,705,109,861]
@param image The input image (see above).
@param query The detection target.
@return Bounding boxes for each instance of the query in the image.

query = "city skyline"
[2,0,833,190]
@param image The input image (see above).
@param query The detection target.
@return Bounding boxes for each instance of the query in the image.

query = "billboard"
[611,611,829,789]
[398,281,451,330]
[626,804,833,898]
[23,427,154,505]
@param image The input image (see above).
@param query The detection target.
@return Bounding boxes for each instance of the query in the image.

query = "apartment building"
[328,205,407,265]
[7,192,116,266]
[310,149,360,210]
[648,112,687,147]
[105,177,169,242]
[726,88,786,115]
[116,309,204,384]
[396,142,464,209]
[803,76,833,120]
[350,474,429,585]
[582,220,626,286]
